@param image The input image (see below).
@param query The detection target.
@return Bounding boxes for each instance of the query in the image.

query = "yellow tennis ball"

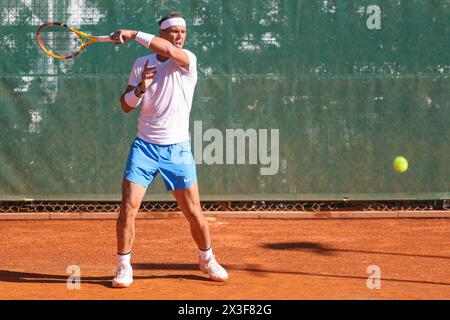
[393,156,409,173]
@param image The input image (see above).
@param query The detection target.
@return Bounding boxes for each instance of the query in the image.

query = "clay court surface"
[0,217,449,300]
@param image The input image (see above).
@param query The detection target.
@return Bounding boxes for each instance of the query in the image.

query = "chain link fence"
[0,200,449,214]
[1,1,449,203]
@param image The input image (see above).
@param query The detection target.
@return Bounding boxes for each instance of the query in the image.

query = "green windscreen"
[0,0,449,201]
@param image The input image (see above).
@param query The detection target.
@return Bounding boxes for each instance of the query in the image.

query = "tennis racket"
[36,22,123,60]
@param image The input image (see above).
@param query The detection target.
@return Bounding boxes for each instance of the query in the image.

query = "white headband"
[160,17,186,30]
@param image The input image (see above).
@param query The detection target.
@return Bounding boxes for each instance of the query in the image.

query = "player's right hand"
[111,29,137,44]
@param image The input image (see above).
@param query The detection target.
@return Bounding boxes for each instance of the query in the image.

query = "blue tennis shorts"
[123,137,197,191]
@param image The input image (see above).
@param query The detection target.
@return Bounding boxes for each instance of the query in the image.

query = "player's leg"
[172,184,228,282]
[172,182,211,251]
[116,179,147,255]
[113,180,147,289]
[159,141,228,282]
[113,138,158,288]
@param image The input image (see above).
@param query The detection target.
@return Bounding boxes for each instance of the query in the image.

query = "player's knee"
[186,209,206,227]
[187,198,201,213]
[119,202,140,220]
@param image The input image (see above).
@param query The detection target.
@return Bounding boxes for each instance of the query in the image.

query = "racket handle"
[96,36,116,43]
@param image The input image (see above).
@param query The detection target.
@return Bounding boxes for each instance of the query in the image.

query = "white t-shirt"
[127,49,198,145]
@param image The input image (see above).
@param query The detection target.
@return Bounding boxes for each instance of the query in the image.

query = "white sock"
[199,247,214,261]
[117,253,131,267]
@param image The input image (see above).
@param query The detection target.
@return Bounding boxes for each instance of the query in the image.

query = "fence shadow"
[263,242,450,260]
[239,264,450,287]
[0,266,211,289]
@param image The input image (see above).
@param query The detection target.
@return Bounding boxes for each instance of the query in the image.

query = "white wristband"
[124,90,143,108]
[135,31,155,48]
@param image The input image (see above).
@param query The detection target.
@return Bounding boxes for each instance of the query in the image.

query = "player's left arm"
[112,30,190,70]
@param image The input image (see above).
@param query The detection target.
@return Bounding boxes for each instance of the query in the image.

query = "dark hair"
[158,13,186,28]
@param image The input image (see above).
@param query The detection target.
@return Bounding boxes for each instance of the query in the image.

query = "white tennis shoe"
[199,256,229,282]
[112,265,133,288]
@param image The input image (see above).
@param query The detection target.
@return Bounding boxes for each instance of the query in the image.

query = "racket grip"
[96,36,116,43]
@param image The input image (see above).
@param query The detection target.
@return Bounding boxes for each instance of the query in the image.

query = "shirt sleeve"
[128,58,142,87]
[179,49,197,76]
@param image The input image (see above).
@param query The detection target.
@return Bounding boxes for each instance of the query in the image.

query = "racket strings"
[38,25,83,58]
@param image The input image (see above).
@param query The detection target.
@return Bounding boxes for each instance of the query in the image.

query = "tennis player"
[110,13,228,288]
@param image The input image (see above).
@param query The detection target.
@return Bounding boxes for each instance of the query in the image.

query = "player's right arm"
[120,60,157,113]
[112,30,190,70]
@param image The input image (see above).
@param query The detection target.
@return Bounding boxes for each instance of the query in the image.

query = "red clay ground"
[0,217,449,300]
